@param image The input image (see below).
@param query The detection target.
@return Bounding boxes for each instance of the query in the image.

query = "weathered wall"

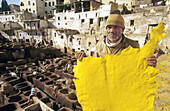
[44,0,56,14]
[0,22,22,30]
[122,5,169,51]
[0,12,16,23]
[53,3,112,32]
[20,0,45,17]
[154,54,170,111]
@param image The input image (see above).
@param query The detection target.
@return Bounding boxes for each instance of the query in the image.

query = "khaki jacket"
[94,35,139,57]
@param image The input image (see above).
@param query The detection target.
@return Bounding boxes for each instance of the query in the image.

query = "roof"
[148,24,158,26]
[56,3,73,7]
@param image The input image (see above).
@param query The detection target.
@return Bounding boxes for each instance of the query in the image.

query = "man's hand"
[146,56,157,68]
[75,51,86,62]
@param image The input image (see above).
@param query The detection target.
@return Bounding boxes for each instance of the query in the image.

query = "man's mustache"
[108,33,118,36]
[107,33,119,40]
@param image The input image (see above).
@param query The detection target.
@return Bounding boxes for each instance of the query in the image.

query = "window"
[29,8,31,11]
[45,11,47,13]
[98,17,103,26]
[90,19,93,24]
[26,39,29,42]
[52,2,54,6]
[81,19,84,23]
[33,10,35,13]
[83,2,90,12]
[58,23,60,25]
[64,17,66,20]
[45,2,47,7]
[38,23,40,28]
[54,33,56,37]
[87,49,89,51]
[96,13,97,17]
[76,2,82,13]
[28,1,30,5]
[33,3,35,6]
[88,42,91,46]
[13,39,17,42]
[58,17,60,20]
[20,2,24,6]
[49,2,51,6]
[91,51,94,56]
[78,48,80,50]
[99,17,103,21]
[20,34,22,36]
[65,23,67,25]
[79,41,81,45]
[130,20,134,26]
[70,38,72,42]
[61,35,63,39]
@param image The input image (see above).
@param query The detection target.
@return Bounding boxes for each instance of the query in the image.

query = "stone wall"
[122,5,169,50]
[154,54,170,110]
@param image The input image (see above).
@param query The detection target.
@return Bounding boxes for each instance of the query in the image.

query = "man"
[29,85,37,103]
[75,10,157,67]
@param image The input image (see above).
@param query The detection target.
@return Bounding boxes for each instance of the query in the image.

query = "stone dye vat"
[0,103,17,111]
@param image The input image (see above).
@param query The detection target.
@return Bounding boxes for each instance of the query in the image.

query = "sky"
[0,0,20,6]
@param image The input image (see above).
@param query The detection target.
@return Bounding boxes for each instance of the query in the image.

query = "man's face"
[106,25,124,43]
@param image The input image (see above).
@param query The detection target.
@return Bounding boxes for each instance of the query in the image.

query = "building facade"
[20,0,57,18]
[17,19,49,43]
[0,11,16,23]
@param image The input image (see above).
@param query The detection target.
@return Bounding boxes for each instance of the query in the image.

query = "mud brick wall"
[153,54,170,111]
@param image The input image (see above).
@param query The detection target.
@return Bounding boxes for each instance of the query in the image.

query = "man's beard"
[106,34,122,47]
[107,33,121,43]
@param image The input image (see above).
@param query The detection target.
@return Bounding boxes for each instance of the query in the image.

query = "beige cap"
[106,14,125,29]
